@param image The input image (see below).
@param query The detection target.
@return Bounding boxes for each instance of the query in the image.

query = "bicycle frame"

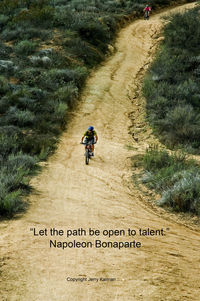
[81,141,96,165]
[144,10,150,19]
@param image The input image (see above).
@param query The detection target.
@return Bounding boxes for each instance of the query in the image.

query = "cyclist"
[144,4,151,20]
[81,126,98,156]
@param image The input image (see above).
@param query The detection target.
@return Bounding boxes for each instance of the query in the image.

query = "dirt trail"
[1,3,200,301]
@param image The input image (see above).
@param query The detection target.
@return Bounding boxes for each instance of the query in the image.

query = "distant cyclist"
[81,126,98,156]
[144,4,151,20]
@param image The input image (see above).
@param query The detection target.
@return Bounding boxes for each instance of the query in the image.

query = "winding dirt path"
[1,3,200,301]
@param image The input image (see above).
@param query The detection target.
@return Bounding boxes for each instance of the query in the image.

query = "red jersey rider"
[144,4,151,19]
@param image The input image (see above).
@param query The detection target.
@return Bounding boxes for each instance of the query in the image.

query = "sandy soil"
[0,3,200,301]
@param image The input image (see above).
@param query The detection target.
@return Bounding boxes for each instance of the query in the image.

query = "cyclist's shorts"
[84,137,95,144]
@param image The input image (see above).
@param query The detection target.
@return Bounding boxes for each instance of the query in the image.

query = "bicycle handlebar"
[81,142,97,145]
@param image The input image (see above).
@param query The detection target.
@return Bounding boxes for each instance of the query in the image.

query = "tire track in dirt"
[0,3,199,301]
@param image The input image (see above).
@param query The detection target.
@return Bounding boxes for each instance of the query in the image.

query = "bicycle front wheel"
[85,149,90,165]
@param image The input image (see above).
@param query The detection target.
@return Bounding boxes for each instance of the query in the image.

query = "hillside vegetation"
[142,4,200,216]
[143,4,200,151]
[0,0,194,216]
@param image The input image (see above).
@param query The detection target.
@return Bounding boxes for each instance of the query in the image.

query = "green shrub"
[143,5,200,150]
[28,87,48,99]
[0,76,10,95]
[0,188,24,216]
[141,147,200,215]
[159,105,200,145]
[74,19,110,51]
[175,80,199,105]
[143,146,187,171]
[47,50,71,68]
[2,87,48,114]
[0,60,15,76]
[40,69,71,90]
[0,165,29,191]
[33,115,62,135]
[1,106,36,127]
[29,55,52,67]
[71,66,88,88]
[13,5,54,28]
[0,14,9,26]
[53,0,67,5]
[54,101,68,116]
[0,126,23,158]
[52,101,68,127]
[16,67,42,82]
[0,42,12,59]
[164,9,200,54]
[0,152,37,216]
[66,37,104,66]
[54,82,79,107]
[143,146,173,172]
[15,40,38,55]
[16,68,42,86]
[1,25,50,41]
[0,96,11,114]
[41,67,88,91]
[53,7,74,27]
[159,171,200,215]
[142,164,185,191]
[0,0,21,15]
[6,152,37,172]
[22,133,57,157]
[29,0,49,9]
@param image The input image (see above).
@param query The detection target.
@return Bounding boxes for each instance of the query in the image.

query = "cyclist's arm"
[95,134,98,142]
[81,131,87,142]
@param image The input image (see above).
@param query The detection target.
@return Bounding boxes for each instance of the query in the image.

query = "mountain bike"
[144,10,150,20]
[81,141,96,165]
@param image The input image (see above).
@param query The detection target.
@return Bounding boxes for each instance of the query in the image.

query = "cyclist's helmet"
[88,126,94,131]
